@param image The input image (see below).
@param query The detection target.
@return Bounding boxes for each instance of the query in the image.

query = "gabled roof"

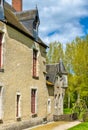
[4,7,32,36]
[46,59,67,84]
[46,64,57,84]
[1,2,47,48]
[15,6,40,36]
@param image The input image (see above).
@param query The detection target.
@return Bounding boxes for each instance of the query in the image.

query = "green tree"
[46,41,64,64]
[64,35,88,108]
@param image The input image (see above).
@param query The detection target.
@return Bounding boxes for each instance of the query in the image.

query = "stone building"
[46,59,68,117]
[0,0,68,129]
[0,0,49,129]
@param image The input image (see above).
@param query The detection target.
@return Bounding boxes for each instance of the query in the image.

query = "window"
[0,33,3,69]
[33,49,38,78]
[31,89,37,114]
[0,86,3,120]
[47,99,51,114]
[16,94,21,118]
[33,16,39,41]
[62,75,68,88]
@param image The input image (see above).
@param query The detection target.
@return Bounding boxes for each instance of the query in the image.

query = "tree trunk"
[68,93,70,108]
[77,93,80,103]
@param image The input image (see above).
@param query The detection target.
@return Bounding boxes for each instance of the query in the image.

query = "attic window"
[46,76,49,80]
[33,21,36,30]
[33,16,38,29]
[33,16,39,41]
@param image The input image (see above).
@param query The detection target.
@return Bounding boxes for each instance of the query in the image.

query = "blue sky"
[6,0,88,46]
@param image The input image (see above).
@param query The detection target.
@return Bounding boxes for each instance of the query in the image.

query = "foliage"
[71,99,87,120]
[64,35,88,109]
[46,35,88,111]
[46,41,64,64]
[64,108,72,114]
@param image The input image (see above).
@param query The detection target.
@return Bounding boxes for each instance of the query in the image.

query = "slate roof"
[4,6,31,36]
[15,10,38,34]
[1,2,47,48]
[46,59,67,84]
[15,10,37,21]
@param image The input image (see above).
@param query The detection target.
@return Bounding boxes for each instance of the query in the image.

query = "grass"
[29,121,67,130]
[68,122,88,130]
[64,108,72,114]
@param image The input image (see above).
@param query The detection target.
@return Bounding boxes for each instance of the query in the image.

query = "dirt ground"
[53,121,81,130]
[24,121,81,130]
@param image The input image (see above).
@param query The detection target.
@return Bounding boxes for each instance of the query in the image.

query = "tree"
[46,35,88,109]
[46,41,64,64]
[64,35,88,108]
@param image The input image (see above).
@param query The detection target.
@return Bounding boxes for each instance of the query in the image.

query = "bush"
[71,99,87,121]
[64,108,72,114]
[83,111,88,122]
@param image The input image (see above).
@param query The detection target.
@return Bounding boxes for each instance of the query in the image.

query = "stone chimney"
[12,0,22,12]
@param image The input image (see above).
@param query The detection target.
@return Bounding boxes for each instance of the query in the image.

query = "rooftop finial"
[36,4,38,10]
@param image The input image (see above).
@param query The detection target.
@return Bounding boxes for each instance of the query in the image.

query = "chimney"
[12,0,22,12]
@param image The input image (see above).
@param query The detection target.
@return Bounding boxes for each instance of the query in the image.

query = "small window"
[16,94,21,118]
[0,33,3,69]
[47,99,51,114]
[33,49,38,78]
[0,86,3,120]
[33,21,36,30]
[31,89,37,114]
[33,16,38,30]
[33,16,39,41]
[62,75,68,88]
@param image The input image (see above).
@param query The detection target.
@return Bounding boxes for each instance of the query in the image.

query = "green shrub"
[71,99,87,121]
[64,108,72,114]
[83,111,88,122]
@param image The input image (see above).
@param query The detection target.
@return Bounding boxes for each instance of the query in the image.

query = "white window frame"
[47,99,51,114]
[0,86,3,119]
[0,32,4,69]
[16,92,21,118]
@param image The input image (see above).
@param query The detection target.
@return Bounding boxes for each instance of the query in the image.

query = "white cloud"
[6,0,88,45]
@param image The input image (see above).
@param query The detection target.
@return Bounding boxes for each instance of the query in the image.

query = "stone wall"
[0,22,53,126]
[0,118,43,130]
[53,113,78,121]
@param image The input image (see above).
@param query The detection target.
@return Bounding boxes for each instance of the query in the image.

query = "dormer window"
[33,15,39,41]
[33,16,38,30]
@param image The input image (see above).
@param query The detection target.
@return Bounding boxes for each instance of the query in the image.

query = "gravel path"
[53,121,81,130]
